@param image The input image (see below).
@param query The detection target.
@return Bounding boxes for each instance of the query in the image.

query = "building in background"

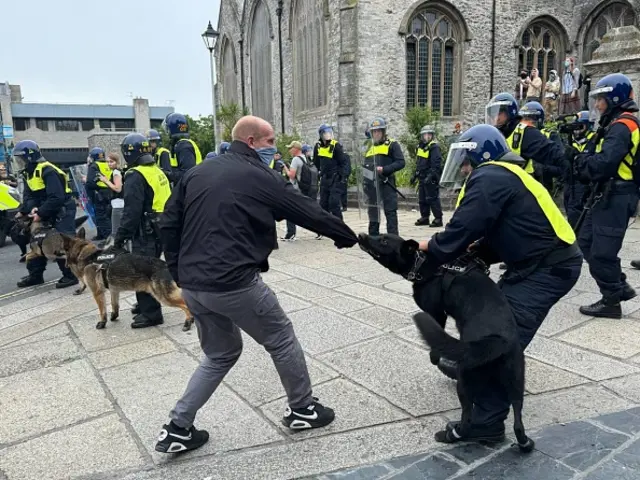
[0,82,174,166]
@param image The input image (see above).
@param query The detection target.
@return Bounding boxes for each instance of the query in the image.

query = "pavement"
[1,210,640,480]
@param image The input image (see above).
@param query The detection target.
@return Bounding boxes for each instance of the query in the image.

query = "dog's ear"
[76,227,85,239]
[60,234,73,251]
[401,239,420,257]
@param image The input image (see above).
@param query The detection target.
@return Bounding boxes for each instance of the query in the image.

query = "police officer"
[486,93,566,181]
[12,140,79,288]
[420,124,581,444]
[412,125,443,227]
[575,73,640,318]
[85,147,112,240]
[113,133,172,328]
[148,129,172,179]
[218,141,230,155]
[563,111,596,228]
[163,113,202,185]
[313,124,348,223]
[363,118,405,235]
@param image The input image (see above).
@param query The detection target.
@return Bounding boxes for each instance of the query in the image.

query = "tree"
[158,114,216,157]
[217,103,250,142]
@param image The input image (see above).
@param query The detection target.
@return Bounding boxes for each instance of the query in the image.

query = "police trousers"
[170,276,313,428]
[578,183,638,301]
[319,175,343,219]
[563,182,589,229]
[132,236,163,318]
[367,182,399,235]
[27,198,77,280]
[470,253,582,428]
[92,190,112,239]
[418,179,442,221]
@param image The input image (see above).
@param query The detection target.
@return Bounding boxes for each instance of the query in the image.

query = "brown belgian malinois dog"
[14,215,89,262]
[61,227,194,331]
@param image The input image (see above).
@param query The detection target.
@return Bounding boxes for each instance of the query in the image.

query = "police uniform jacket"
[577,105,640,183]
[114,157,159,245]
[20,161,69,222]
[427,152,576,268]
[312,140,349,180]
[365,138,406,186]
[155,148,173,177]
[160,140,358,291]
[416,141,442,180]
[501,118,566,175]
[170,137,198,184]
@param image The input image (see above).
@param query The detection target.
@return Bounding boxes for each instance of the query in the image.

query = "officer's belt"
[510,242,580,273]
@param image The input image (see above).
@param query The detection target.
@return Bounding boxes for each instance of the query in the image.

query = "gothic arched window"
[221,39,238,105]
[583,2,636,62]
[405,7,463,116]
[517,20,564,83]
[250,0,274,123]
[292,0,328,112]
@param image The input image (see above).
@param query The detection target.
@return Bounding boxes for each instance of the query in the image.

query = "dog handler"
[419,124,582,444]
[113,133,172,329]
[12,140,79,289]
[156,115,358,453]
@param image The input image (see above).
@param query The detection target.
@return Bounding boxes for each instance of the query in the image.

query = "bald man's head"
[232,115,275,150]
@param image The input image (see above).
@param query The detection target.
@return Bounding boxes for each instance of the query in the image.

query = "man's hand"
[376,166,383,174]
[15,212,23,219]
[97,174,108,183]
[30,213,41,223]
[419,240,429,251]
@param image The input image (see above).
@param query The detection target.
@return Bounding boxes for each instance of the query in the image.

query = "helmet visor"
[485,101,513,126]
[440,142,476,189]
[589,85,613,98]
[321,128,333,141]
[11,153,26,173]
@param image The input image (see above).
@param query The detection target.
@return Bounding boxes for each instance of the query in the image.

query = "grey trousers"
[170,275,313,429]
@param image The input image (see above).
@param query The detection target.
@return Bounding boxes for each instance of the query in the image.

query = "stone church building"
[215,0,639,153]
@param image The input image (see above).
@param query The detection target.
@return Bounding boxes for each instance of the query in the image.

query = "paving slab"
[162,323,200,345]
[275,292,312,313]
[594,406,640,435]
[348,306,413,332]
[0,323,70,349]
[340,283,419,313]
[0,309,71,348]
[385,453,462,479]
[271,263,354,288]
[276,278,336,299]
[352,268,405,286]
[0,359,112,444]
[557,319,640,359]
[261,378,409,439]
[287,252,350,268]
[524,358,590,394]
[525,336,640,380]
[0,335,80,378]
[384,280,414,295]
[319,258,383,277]
[88,337,177,370]
[319,336,459,416]
[100,351,282,461]
[603,373,640,403]
[314,294,373,314]
[536,300,594,337]
[563,291,640,315]
[288,307,383,355]
[69,313,161,352]
[0,287,72,316]
[260,270,293,284]
[0,414,147,480]
[222,333,339,406]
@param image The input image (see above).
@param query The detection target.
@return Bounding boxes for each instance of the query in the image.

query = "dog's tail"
[74,216,89,229]
[413,312,465,361]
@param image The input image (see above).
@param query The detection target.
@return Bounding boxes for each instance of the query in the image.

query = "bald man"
[156,115,358,454]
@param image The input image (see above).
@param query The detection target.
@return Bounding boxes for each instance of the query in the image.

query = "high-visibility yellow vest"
[596,113,640,182]
[170,139,202,168]
[506,123,536,174]
[95,161,112,188]
[129,165,171,213]
[316,139,337,160]
[365,139,396,158]
[26,162,72,194]
[455,161,575,245]
[571,131,595,153]
[416,141,435,160]
[155,147,171,166]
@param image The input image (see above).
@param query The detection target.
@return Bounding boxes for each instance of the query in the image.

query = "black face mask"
[520,73,528,79]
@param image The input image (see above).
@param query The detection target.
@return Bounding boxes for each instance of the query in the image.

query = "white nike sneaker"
[155,422,209,453]
[282,398,335,430]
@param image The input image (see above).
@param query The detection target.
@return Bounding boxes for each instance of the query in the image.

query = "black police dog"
[358,233,534,452]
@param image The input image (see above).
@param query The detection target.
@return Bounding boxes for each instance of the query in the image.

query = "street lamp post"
[202,21,220,151]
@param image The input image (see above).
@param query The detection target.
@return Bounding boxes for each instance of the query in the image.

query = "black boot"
[17,275,44,288]
[56,275,79,289]
[131,313,164,329]
[131,303,141,315]
[579,298,622,319]
[429,219,443,227]
[622,283,637,301]
[499,263,508,270]
[631,260,640,270]
[435,421,506,445]
[415,217,430,226]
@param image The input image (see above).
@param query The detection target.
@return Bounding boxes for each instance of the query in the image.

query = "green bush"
[275,131,302,163]
[217,103,250,142]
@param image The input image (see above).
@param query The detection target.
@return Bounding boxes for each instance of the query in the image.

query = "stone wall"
[87,133,127,156]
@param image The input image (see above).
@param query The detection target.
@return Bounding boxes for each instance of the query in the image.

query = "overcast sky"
[4,0,221,117]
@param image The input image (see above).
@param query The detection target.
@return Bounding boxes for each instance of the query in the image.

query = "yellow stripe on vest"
[129,165,171,213]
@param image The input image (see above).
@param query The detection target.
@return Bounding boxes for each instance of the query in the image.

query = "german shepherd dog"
[358,233,534,453]
[61,228,194,331]
[14,215,88,262]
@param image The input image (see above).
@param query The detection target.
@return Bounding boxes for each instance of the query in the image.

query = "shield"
[68,164,96,228]
[356,137,382,220]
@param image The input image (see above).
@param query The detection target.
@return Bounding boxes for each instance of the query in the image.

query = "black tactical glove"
[334,234,358,249]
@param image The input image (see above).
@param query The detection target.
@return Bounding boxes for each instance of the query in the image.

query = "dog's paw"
[96,321,107,329]
[516,438,535,453]
[182,318,194,332]
[110,312,119,322]
[73,288,84,296]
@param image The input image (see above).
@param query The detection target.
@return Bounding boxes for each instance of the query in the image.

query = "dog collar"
[407,251,427,282]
